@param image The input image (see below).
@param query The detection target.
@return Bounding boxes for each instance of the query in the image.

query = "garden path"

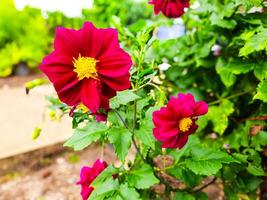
[0,82,72,159]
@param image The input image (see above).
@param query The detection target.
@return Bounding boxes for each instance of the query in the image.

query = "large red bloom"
[149,0,189,18]
[152,93,208,149]
[40,22,132,120]
[77,159,108,200]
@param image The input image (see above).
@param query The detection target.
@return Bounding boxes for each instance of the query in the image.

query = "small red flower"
[77,159,108,200]
[149,0,189,18]
[152,93,208,149]
[40,22,132,120]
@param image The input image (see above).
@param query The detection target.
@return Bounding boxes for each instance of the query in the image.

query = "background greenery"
[0,0,152,77]
[4,0,267,199]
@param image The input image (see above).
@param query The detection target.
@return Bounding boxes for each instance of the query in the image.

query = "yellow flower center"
[77,103,89,113]
[179,117,192,132]
[73,55,98,80]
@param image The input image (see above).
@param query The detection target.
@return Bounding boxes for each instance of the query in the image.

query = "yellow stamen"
[77,103,89,113]
[179,117,192,132]
[73,55,98,80]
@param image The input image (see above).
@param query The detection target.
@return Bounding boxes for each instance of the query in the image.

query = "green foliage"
[185,146,238,176]
[110,90,141,109]
[126,164,159,189]
[90,166,140,200]
[174,192,195,200]
[38,0,267,199]
[107,127,132,162]
[0,0,50,77]
[254,80,267,102]
[239,27,267,57]
[64,122,108,150]
[201,100,234,135]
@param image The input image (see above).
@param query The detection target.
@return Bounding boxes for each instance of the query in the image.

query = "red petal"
[176,133,190,149]
[39,52,75,83]
[56,82,81,106]
[98,49,132,77]
[194,101,208,116]
[81,79,101,113]
[100,73,131,91]
[80,186,94,200]
[153,107,174,125]
[153,127,178,142]
[81,22,120,58]
[77,167,93,185]
[54,27,81,58]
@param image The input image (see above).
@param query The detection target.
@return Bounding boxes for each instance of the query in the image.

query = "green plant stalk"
[208,90,252,105]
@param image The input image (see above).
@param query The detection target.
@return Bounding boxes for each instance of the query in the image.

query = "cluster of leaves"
[38,0,267,199]
[0,0,51,77]
[148,0,267,198]
[0,0,152,77]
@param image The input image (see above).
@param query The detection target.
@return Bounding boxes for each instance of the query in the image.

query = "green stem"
[113,109,146,163]
[191,177,217,193]
[208,90,251,105]
[113,110,129,129]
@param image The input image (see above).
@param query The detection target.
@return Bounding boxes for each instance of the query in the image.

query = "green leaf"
[185,159,222,176]
[91,165,119,188]
[235,0,262,10]
[216,58,254,87]
[224,186,238,200]
[191,147,238,164]
[251,131,267,150]
[136,97,150,113]
[206,100,234,135]
[89,178,119,200]
[246,177,263,192]
[64,122,108,151]
[135,124,155,150]
[110,90,141,109]
[174,192,196,200]
[247,164,265,176]
[185,146,238,176]
[107,127,132,162]
[239,28,267,57]
[210,13,237,29]
[232,153,248,163]
[167,167,201,187]
[126,164,159,189]
[118,184,140,200]
[254,62,267,80]
[254,80,267,102]
[135,110,156,150]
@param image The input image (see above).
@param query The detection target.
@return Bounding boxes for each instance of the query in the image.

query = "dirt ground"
[0,142,226,200]
[0,75,224,200]
[0,144,117,200]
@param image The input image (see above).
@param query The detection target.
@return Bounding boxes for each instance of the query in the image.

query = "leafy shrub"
[36,0,267,199]
[0,0,50,77]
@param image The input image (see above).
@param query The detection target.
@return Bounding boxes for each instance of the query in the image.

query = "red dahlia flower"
[152,93,208,149]
[40,22,132,120]
[77,159,108,200]
[149,0,189,18]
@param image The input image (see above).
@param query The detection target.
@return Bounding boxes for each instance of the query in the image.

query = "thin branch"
[113,109,130,130]
[113,109,146,163]
[208,90,251,106]
[191,177,217,193]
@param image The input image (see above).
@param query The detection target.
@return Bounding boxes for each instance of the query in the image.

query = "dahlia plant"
[37,0,267,199]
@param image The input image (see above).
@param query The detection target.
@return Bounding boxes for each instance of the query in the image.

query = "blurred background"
[0,0,155,199]
[0,0,266,199]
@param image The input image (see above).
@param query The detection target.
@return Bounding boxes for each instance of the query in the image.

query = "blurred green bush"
[0,0,50,77]
[0,0,152,77]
